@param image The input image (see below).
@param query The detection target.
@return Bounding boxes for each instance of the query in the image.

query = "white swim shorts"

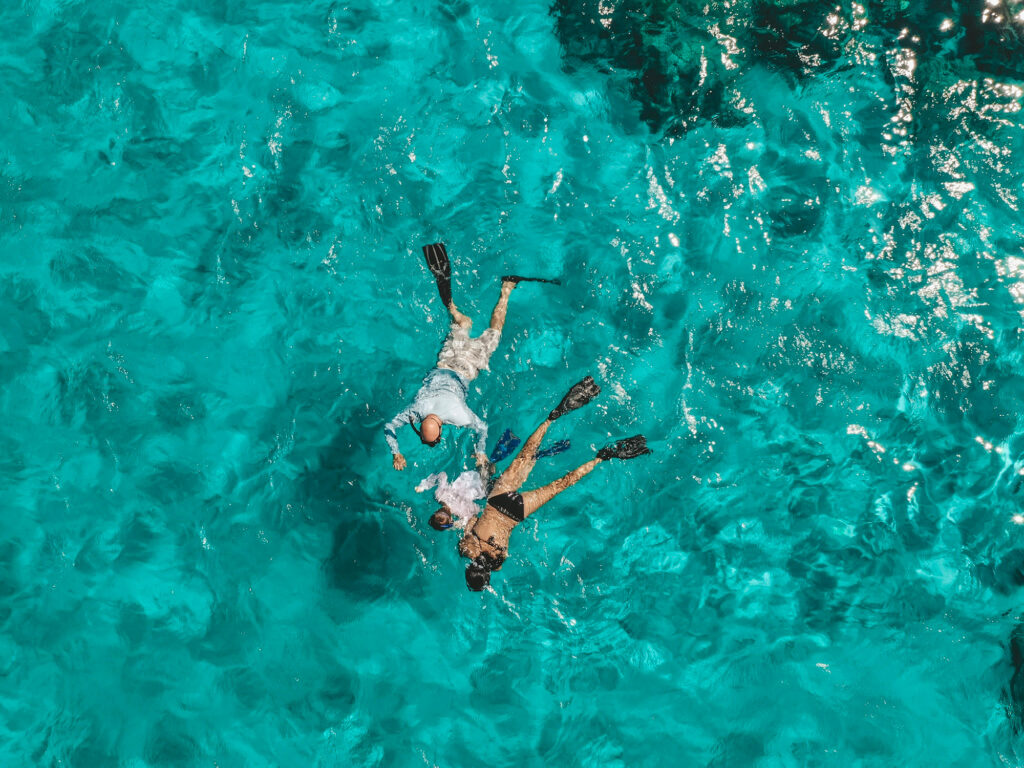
[436,323,501,382]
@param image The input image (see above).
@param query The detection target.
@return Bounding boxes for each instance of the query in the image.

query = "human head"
[429,506,454,531]
[465,558,491,591]
[411,414,442,446]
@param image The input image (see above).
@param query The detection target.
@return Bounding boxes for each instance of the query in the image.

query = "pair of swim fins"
[550,375,652,460]
[489,427,570,463]
[421,242,560,307]
[486,429,572,493]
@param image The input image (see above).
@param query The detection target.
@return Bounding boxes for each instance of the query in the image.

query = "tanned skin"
[393,279,518,472]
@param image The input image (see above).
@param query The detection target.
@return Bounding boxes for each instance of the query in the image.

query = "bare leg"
[488,280,516,332]
[489,417,552,497]
[448,302,472,329]
[521,459,602,518]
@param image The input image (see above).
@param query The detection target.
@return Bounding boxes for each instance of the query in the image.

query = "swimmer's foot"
[501,275,561,286]
[423,242,453,306]
[597,435,652,461]
[549,375,600,420]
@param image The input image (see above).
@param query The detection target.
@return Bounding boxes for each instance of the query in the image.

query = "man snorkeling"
[428,375,652,591]
[384,242,557,471]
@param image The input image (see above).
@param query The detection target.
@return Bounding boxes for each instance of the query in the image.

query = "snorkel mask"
[429,506,454,530]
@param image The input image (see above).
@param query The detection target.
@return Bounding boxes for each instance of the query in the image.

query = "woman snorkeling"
[429,375,651,591]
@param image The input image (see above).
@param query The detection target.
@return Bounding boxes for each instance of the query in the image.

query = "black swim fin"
[549,375,600,420]
[502,275,561,286]
[597,435,652,460]
[423,243,453,306]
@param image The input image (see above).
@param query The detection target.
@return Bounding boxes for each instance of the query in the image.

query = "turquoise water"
[3,0,1024,764]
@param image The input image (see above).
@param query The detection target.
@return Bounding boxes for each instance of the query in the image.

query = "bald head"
[418,414,442,446]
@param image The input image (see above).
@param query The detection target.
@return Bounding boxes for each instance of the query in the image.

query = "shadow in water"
[298,407,428,604]
[1006,623,1024,732]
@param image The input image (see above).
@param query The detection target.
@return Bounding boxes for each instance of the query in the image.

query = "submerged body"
[458,499,517,570]
[429,375,651,590]
[386,243,551,470]
[458,460,603,575]
[384,358,491,459]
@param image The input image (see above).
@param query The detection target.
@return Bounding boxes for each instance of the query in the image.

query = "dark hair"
[465,560,491,591]
[429,507,453,531]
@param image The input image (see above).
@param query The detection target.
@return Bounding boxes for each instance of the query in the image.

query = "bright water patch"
[2,0,1024,765]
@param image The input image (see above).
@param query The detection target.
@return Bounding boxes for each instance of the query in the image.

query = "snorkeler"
[416,427,571,529]
[427,375,652,591]
[385,242,558,471]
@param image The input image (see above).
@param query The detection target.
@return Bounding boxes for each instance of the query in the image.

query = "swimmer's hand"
[393,454,407,471]
[474,452,488,469]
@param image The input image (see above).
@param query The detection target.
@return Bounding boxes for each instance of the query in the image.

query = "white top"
[383,368,488,456]
[416,470,486,528]
[384,322,502,457]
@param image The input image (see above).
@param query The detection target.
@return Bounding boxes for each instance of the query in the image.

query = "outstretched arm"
[416,472,446,494]
[466,407,489,468]
[384,406,414,469]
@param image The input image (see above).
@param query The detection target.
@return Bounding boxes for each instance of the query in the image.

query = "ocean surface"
[2,0,1024,764]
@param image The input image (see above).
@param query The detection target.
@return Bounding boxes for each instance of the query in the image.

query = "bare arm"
[465,407,489,465]
[384,405,415,469]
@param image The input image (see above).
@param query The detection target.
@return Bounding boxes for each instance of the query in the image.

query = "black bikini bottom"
[488,491,525,522]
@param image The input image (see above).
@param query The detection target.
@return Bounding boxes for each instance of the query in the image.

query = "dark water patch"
[749,0,846,78]
[38,18,103,105]
[1006,623,1024,731]
[551,0,739,135]
[870,0,1024,79]
[707,732,766,768]
[958,0,1024,77]
[324,506,425,603]
[0,275,53,351]
[143,714,201,767]
[121,136,187,173]
[49,247,146,300]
